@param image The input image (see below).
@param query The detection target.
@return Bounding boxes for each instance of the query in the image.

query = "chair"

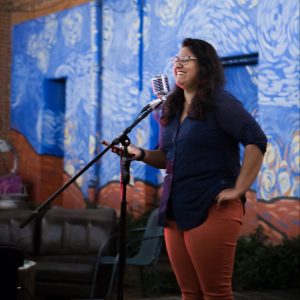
[90,207,164,300]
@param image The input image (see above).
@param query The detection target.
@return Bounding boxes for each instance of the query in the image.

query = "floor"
[114,284,300,300]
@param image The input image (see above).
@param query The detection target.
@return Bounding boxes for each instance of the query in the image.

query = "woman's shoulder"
[214,88,239,103]
[213,88,243,111]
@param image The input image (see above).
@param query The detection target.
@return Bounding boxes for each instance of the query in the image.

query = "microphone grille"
[151,74,170,96]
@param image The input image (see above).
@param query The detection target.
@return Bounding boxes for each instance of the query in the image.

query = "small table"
[18,260,36,300]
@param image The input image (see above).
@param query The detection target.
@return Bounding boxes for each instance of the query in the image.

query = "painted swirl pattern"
[11,0,299,205]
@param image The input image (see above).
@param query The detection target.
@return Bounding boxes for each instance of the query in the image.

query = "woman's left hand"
[216,188,242,208]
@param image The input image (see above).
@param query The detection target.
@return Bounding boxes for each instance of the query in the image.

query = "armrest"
[126,233,164,247]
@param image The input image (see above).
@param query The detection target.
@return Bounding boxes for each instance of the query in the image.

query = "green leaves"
[233,227,300,290]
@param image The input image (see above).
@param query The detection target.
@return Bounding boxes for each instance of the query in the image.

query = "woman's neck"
[184,89,196,105]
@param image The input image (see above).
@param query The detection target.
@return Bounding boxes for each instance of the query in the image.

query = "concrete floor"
[118,287,300,300]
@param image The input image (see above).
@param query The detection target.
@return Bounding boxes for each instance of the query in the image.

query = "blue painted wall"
[12,2,101,194]
[11,0,299,201]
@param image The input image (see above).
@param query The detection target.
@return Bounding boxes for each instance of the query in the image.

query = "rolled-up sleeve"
[214,93,267,154]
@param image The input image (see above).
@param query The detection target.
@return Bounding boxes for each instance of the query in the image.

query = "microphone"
[147,74,170,110]
[138,75,170,114]
[151,74,170,98]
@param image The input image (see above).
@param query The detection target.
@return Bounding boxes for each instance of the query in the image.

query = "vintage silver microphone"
[138,75,170,113]
[148,74,170,110]
[151,74,170,97]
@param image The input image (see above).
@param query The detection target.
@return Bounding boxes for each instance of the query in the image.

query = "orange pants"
[164,199,243,300]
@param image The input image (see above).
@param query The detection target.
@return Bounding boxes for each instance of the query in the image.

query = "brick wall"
[0,7,11,140]
[0,4,12,175]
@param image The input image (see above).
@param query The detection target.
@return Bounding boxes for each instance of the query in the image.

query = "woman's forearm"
[102,140,166,169]
[234,144,265,195]
[142,149,166,169]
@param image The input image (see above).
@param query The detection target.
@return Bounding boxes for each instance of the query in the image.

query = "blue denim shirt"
[158,89,267,230]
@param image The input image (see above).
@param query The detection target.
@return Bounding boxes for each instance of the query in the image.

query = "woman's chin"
[175,81,185,89]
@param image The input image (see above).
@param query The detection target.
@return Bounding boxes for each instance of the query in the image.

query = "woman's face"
[173,46,199,91]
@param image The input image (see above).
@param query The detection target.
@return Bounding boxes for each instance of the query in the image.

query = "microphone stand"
[117,135,131,300]
[19,97,164,300]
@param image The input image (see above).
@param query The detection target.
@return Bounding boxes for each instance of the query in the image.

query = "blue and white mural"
[98,0,300,201]
[12,2,101,193]
[11,0,299,226]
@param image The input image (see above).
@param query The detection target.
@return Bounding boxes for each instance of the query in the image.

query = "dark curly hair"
[160,38,225,125]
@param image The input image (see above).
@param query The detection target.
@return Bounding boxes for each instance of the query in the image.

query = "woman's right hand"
[101,140,145,161]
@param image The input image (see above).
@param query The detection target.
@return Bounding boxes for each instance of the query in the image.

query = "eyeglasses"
[170,56,197,65]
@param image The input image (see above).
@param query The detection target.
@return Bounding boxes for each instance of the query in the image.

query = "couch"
[0,206,117,299]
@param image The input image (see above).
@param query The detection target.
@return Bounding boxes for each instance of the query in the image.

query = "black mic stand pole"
[117,135,131,300]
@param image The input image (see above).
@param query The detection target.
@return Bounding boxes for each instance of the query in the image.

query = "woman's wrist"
[136,148,146,161]
[233,185,245,197]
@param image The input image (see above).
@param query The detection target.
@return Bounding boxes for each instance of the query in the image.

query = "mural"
[98,0,299,232]
[99,0,299,192]
[11,0,299,241]
[11,2,101,195]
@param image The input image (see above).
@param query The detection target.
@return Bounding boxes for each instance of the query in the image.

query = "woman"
[104,38,267,300]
